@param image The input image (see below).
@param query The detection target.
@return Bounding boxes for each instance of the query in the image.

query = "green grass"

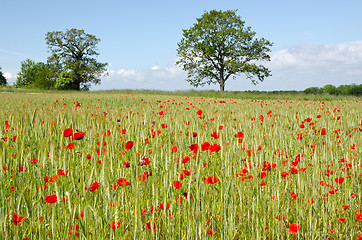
[0,91,361,239]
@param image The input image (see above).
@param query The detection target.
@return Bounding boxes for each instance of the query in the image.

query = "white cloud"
[3,72,15,80]
[91,41,362,91]
[270,41,362,68]
[151,66,160,70]
[93,62,188,91]
[106,68,144,82]
[254,41,362,90]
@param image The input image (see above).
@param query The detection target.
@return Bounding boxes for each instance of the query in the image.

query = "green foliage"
[0,67,7,86]
[45,28,108,90]
[304,83,362,96]
[55,71,73,90]
[304,87,323,95]
[16,59,56,89]
[322,84,339,95]
[176,9,272,92]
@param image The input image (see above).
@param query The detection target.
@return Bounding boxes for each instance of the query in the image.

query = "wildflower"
[287,223,300,234]
[203,176,219,184]
[201,142,210,151]
[334,177,345,184]
[90,182,99,192]
[73,131,85,140]
[13,213,26,226]
[173,181,182,189]
[63,128,73,137]
[160,203,170,210]
[125,141,134,151]
[44,194,57,203]
[209,143,221,153]
[109,221,122,229]
[66,142,76,149]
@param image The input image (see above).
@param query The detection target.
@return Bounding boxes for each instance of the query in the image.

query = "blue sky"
[1,0,362,91]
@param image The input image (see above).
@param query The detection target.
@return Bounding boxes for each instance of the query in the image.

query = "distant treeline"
[304,84,362,96]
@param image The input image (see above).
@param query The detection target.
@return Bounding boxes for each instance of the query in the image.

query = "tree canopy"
[176,10,272,91]
[16,59,56,89]
[45,28,107,90]
[0,67,7,86]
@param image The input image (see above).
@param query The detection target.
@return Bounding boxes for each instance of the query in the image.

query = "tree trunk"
[219,81,225,92]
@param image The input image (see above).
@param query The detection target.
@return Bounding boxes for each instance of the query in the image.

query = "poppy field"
[1,91,361,239]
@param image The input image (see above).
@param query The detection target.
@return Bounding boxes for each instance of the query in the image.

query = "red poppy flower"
[138,156,151,166]
[276,215,286,221]
[262,161,271,171]
[189,144,199,154]
[58,169,69,176]
[338,217,346,222]
[342,205,349,210]
[183,169,192,176]
[287,223,300,234]
[145,222,157,231]
[203,176,219,184]
[182,156,190,163]
[47,175,58,183]
[125,141,134,151]
[207,229,213,234]
[334,177,344,184]
[73,131,85,140]
[210,130,220,139]
[173,181,182,189]
[13,213,26,226]
[123,161,130,168]
[259,172,267,179]
[171,145,177,153]
[9,185,15,192]
[320,128,326,135]
[117,178,130,186]
[63,128,73,137]
[76,210,84,219]
[209,143,221,153]
[235,132,245,138]
[355,212,362,221]
[201,142,210,151]
[44,194,57,203]
[90,182,99,192]
[196,110,203,115]
[290,167,299,174]
[109,221,122,229]
[66,142,76,149]
[159,202,170,210]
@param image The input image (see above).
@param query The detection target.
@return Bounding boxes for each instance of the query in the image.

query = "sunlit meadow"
[0,91,361,239]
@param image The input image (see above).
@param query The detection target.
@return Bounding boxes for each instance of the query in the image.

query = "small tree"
[16,59,37,88]
[45,28,108,90]
[16,59,56,89]
[322,84,339,95]
[176,10,272,92]
[0,67,7,86]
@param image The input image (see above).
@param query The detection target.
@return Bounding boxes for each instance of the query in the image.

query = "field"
[0,91,361,239]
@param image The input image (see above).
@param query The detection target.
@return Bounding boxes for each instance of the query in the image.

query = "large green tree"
[45,28,107,90]
[0,67,7,86]
[176,10,272,92]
